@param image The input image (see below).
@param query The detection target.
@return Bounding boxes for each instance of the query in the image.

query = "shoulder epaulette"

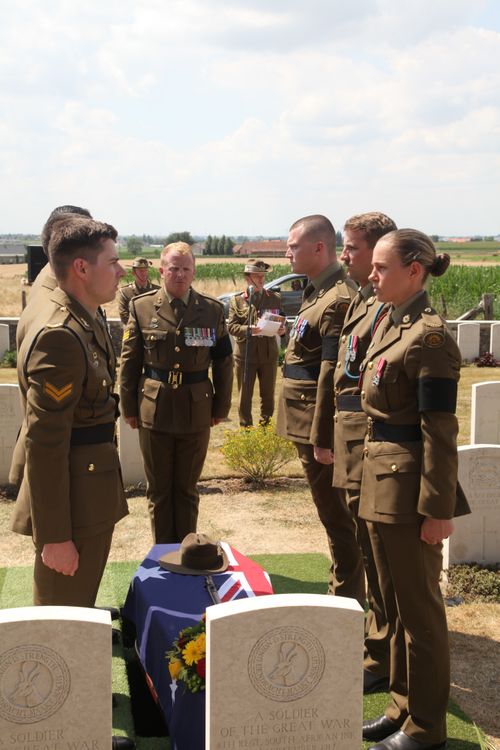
[421,307,444,329]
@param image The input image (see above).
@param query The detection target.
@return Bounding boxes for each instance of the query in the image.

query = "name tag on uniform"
[184,327,216,346]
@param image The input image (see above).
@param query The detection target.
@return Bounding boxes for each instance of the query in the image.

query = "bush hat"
[244,259,271,274]
[159,533,229,575]
[129,257,152,269]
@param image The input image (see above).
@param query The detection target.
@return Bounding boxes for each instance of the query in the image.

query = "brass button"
[341,335,346,343]
[175,346,180,352]
[367,416,372,423]
[102,379,107,386]
[403,314,410,323]
[368,362,373,370]
[141,388,145,393]
[361,390,365,398]
[425,307,432,313]
[334,415,338,423]
[174,363,180,369]
[363,447,368,456]
[336,361,341,368]
[300,394,305,400]
[87,463,95,472]
[391,464,398,472]
[176,330,181,336]
[172,384,179,390]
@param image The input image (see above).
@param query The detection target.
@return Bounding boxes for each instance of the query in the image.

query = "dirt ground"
[1,478,498,747]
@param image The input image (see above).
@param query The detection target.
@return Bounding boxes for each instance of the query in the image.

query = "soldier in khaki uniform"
[333,212,397,693]
[359,230,462,750]
[119,242,233,543]
[118,257,160,325]
[11,215,128,607]
[276,214,364,602]
[227,260,285,427]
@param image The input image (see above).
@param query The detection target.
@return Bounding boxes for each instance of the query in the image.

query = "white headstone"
[456,322,480,362]
[444,445,500,566]
[118,414,145,486]
[471,381,500,444]
[0,324,9,360]
[489,323,500,360]
[206,593,364,750]
[0,607,112,750]
[0,384,23,484]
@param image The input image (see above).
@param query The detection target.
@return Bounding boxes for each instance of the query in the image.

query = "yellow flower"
[194,633,206,657]
[168,659,183,680]
[182,640,200,666]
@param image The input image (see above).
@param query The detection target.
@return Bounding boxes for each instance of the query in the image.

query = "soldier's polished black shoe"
[112,736,135,750]
[368,730,447,750]
[363,715,401,742]
[363,670,390,694]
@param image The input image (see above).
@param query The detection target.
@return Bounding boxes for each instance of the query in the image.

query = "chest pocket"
[142,328,168,350]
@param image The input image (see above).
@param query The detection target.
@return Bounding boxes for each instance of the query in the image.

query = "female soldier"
[359,229,460,750]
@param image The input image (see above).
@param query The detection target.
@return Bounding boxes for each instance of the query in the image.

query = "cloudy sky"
[1,0,499,236]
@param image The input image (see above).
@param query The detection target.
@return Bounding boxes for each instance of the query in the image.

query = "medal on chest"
[184,327,216,346]
[372,357,387,386]
[290,316,308,340]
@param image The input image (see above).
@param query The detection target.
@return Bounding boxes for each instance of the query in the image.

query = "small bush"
[1,350,17,368]
[221,421,295,484]
[447,563,500,603]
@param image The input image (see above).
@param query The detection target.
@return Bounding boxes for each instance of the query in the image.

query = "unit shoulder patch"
[423,331,445,348]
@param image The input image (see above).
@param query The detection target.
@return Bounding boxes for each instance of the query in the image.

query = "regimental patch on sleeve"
[43,381,73,403]
[423,331,445,348]
[123,329,130,342]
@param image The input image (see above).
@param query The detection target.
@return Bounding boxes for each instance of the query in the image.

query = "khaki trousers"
[139,427,210,543]
[346,488,390,678]
[296,442,365,604]
[34,528,113,607]
[367,521,449,744]
[235,358,277,427]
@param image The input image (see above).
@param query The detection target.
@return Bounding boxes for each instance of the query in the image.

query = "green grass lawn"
[0,556,484,749]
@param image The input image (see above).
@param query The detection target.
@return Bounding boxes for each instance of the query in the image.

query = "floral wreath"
[166,614,206,692]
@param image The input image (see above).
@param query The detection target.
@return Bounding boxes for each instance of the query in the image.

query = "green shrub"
[447,563,500,603]
[221,422,295,484]
[1,350,17,368]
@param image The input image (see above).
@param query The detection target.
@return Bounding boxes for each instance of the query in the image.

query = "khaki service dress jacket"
[227,288,282,363]
[118,280,160,325]
[276,263,357,448]
[359,291,461,524]
[333,284,386,488]
[119,287,233,432]
[11,287,128,545]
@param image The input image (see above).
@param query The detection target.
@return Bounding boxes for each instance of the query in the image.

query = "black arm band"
[417,377,457,413]
[211,333,233,359]
[321,336,339,361]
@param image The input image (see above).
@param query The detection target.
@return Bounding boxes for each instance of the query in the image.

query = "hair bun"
[431,253,450,277]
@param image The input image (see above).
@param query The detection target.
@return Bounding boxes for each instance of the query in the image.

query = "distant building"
[442,237,472,243]
[232,240,287,257]
[0,243,26,264]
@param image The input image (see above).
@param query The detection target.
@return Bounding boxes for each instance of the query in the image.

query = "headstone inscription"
[206,593,364,750]
[443,444,500,567]
[0,607,112,750]
[0,384,23,484]
[470,381,500,444]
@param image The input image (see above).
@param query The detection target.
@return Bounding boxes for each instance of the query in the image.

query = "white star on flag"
[134,565,168,583]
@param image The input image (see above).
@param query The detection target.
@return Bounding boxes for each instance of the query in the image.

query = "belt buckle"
[168,370,183,386]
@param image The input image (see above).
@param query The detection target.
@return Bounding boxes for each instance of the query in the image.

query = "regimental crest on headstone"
[0,607,112,750]
[206,593,364,750]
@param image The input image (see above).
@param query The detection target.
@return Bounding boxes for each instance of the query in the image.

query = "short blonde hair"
[161,241,194,264]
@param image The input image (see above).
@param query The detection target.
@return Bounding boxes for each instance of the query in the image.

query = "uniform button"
[363,447,368,456]
[176,331,181,336]
[341,335,346,343]
[141,388,145,393]
[424,307,432,313]
[368,362,373,370]
[367,416,372,423]
[334,415,338,423]
[102,379,107,386]
[336,362,341,368]
[391,464,398,472]
[403,314,410,323]
[87,463,95,472]
[361,390,365,398]
[175,346,180,352]
[300,394,305,400]
[172,384,179,390]
[174,363,180,369]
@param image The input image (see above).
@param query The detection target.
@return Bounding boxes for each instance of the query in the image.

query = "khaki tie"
[171,298,184,323]
[302,283,315,301]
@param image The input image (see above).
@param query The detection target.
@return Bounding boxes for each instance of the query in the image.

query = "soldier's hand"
[250,326,262,335]
[313,446,334,465]
[125,416,139,429]
[41,541,79,576]
[420,517,454,545]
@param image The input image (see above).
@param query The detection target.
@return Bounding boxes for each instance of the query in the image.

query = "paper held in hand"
[256,311,286,336]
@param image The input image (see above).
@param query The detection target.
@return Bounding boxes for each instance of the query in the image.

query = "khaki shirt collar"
[391,289,427,326]
[310,260,341,290]
[165,288,192,306]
